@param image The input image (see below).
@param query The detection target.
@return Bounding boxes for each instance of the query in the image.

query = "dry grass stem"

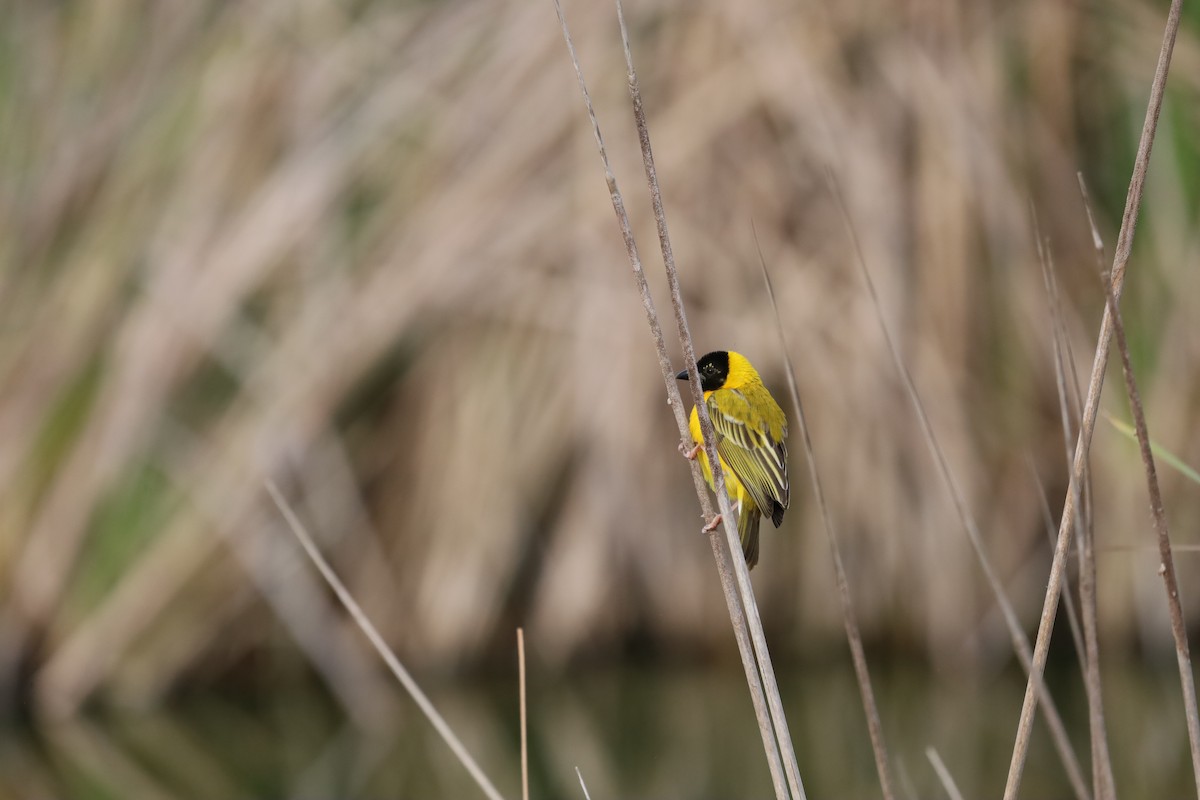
[1053,262,1113,800]
[1034,217,1116,800]
[553,3,794,797]
[755,232,895,800]
[925,746,966,800]
[1098,261,1200,797]
[519,628,529,800]
[265,480,508,800]
[1003,0,1185,795]
[613,2,803,798]
[1029,464,1086,663]
[829,171,1090,800]
[576,766,593,800]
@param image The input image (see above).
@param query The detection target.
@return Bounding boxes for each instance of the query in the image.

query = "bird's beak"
[675,368,689,381]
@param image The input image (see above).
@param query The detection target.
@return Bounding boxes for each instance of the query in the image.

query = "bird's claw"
[702,514,722,532]
[679,441,701,461]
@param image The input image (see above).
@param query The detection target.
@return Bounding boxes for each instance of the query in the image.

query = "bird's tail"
[738,507,761,570]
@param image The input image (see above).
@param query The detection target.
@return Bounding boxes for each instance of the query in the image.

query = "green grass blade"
[1105,411,1200,486]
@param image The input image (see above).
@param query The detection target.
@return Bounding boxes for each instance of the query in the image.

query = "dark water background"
[3,656,1192,799]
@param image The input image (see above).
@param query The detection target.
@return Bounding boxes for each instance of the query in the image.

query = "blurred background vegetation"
[2,0,1200,796]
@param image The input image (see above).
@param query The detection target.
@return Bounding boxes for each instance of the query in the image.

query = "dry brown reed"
[757,235,895,800]
[613,3,808,793]
[555,1,802,795]
[834,171,1092,799]
[1030,462,1085,667]
[1035,216,1115,800]
[1095,229,1200,796]
[1003,0,1186,795]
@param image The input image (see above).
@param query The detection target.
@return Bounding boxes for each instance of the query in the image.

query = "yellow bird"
[676,350,789,569]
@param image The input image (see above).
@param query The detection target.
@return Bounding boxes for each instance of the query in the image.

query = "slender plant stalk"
[1066,183,1117,800]
[612,4,804,798]
[1099,268,1200,798]
[828,171,1090,800]
[552,3,793,797]
[926,746,966,800]
[576,767,593,800]
[1002,0,1184,794]
[1034,219,1116,800]
[1073,360,1112,800]
[754,230,896,800]
[1053,239,1112,800]
[1070,177,1100,543]
[265,480,508,800]
[1030,463,1086,663]
[1043,225,1100,572]
[518,628,529,800]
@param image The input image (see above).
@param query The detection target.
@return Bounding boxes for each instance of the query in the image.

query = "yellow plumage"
[678,351,789,569]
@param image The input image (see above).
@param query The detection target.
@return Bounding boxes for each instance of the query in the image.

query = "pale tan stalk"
[266,481,508,800]
[576,767,593,800]
[926,746,966,800]
[518,628,529,800]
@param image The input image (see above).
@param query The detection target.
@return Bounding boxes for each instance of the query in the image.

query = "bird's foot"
[679,441,701,461]
[702,514,722,532]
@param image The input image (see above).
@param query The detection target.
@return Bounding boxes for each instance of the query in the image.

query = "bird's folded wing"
[706,389,788,515]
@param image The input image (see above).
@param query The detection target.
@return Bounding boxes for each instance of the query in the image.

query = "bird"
[676,350,789,569]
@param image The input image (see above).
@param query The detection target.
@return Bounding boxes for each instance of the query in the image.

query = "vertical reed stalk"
[613,3,804,797]
[553,3,798,796]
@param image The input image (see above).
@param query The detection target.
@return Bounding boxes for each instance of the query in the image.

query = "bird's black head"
[676,350,730,392]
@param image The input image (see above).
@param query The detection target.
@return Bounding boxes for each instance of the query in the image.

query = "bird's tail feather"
[738,508,761,570]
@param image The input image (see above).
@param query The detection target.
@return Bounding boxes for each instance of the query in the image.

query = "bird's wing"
[706,388,789,522]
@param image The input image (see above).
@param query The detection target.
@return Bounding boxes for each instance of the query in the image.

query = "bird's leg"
[702,513,722,532]
[678,440,701,460]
